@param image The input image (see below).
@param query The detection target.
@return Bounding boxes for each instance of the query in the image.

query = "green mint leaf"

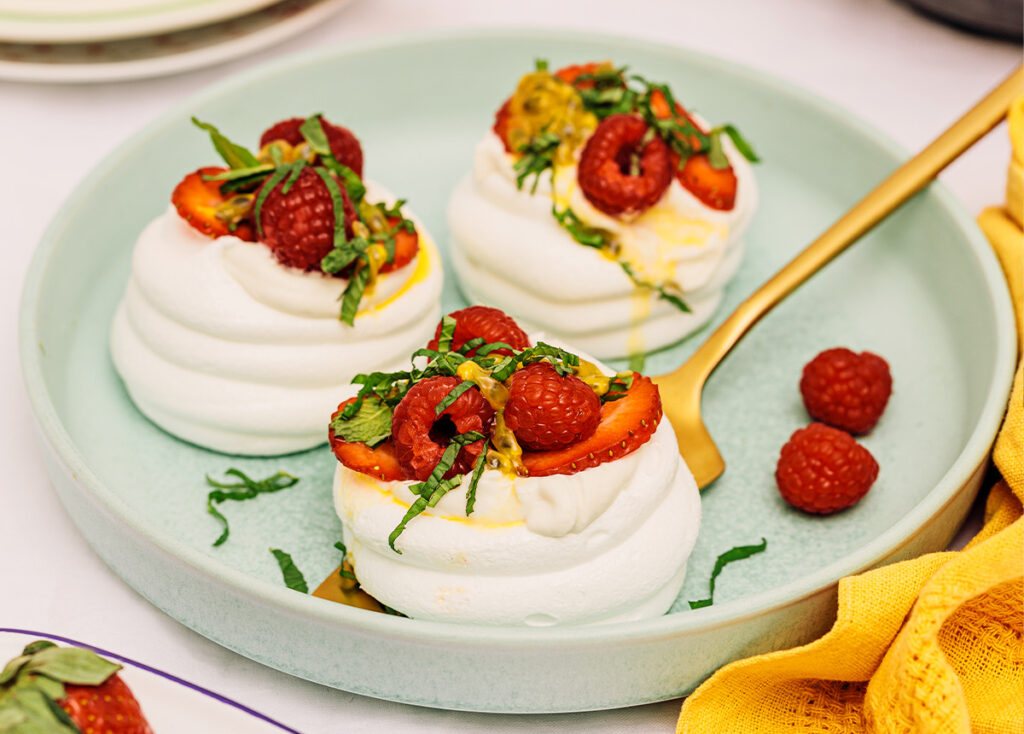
[707,129,729,170]
[602,371,635,403]
[722,124,760,163]
[619,261,691,314]
[387,431,485,552]
[514,131,561,193]
[334,541,357,581]
[465,450,487,516]
[191,117,259,169]
[436,315,457,353]
[312,165,348,247]
[270,548,308,593]
[321,236,369,275]
[201,164,274,182]
[434,381,475,417]
[339,262,371,326]
[457,337,486,355]
[534,58,549,71]
[206,469,299,547]
[330,396,393,447]
[689,538,767,609]
[552,205,610,249]
[299,114,329,155]
[474,341,515,357]
[323,158,366,203]
[253,164,292,237]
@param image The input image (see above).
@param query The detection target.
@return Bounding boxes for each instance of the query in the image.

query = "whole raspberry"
[504,362,601,451]
[260,116,364,177]
[800,348,892,435]
[775,423,879,514]
[256,167,356,271]
[391,377,495,481]
[577,114,673,216]
[426,306,531,356]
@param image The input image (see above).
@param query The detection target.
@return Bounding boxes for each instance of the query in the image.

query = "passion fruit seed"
[358,200,389,233]
[214,193,254,225]
[507,70,596,163]
[256,139,313,165]
[351,220,371,240]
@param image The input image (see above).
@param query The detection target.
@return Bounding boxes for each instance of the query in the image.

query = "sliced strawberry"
[521,373,662,477]
[554,61,606,87]
[378,216,419,274]
[171,166,255,240]
[330,399,403,481]
[493,98,513,153]
[678,153,737,211]
[649,89,738,210]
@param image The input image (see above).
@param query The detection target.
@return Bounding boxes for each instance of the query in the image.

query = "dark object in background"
[903,0,1023,39]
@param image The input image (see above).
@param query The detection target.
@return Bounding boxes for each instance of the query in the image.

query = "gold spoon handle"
[683,65,1022,385]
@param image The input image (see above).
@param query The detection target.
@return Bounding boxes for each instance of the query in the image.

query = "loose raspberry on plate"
[391,377,495,481]
[504,362,601,450]
[577,114,673,216]
[426,306,531,355]
[800,348,893,435]
[775,423,879,514]
[260,116,364,177]
[172,167,256,240]
[330,399,405,481]
[521,372,662,476]
[256,166,356,271]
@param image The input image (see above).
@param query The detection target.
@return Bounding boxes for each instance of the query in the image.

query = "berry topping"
[0,640,153,734]
[554,61,608,86]
[677,153,738,211]
[171,167,255,240]
[426,306,531,356]
[260,116,364,176]
[649,88,739,211]
[62,674,153,734]
[800,348,892,435]
[521,372,662,477]
[577,114,673,216]
[504,361,601,450]
[391,376,495,481]
[256,166,356,271]
[493,98,514,153]
[377,215,419,274]
[775,423,879,514]
[330,399,405,481]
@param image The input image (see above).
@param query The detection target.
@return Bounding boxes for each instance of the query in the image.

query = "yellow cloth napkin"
[677,106,1024,734]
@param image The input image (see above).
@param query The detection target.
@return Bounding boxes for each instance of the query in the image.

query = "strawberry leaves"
[0,641,122,734]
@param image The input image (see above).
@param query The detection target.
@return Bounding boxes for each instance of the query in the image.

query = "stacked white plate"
[0,0,355,82]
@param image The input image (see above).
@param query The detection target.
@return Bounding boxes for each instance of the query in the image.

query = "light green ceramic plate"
[19,30,1016,713]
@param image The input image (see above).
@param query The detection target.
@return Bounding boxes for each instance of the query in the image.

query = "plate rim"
[0,0,285,44]
[18,26,1018,649]
[0,0,355,84]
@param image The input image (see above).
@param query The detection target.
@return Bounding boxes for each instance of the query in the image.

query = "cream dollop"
[448,130,757,359]
[110,183,442,455]
[334,410,701,626]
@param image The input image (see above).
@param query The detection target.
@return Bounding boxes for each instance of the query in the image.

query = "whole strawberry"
[504,362,601,450]
[800,347,892,435]
[0,640,153,733]
[775,422,879,514]
[257,166,356,271]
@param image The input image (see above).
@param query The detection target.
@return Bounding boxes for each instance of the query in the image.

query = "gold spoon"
[654,65,1023,490]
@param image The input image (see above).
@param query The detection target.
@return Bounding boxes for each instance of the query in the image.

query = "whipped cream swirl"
[448,129,758,359]
[110,184,442,455]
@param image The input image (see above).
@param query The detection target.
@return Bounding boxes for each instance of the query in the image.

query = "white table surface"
[2,0,1018,731]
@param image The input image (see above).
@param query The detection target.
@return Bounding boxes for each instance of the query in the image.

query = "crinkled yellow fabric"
[678,105,1024,734]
